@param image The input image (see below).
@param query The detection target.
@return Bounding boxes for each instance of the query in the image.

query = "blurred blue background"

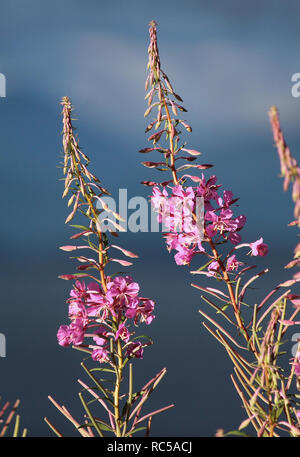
[0,0,299,437]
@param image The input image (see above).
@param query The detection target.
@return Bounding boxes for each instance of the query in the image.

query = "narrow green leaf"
[125,427,147,436]
[78,392,104,437]
[224,430,250,437]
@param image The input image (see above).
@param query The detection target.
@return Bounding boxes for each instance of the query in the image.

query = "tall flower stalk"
[269,106,300,282]
[45,96,173,437]
[140,20,300,436]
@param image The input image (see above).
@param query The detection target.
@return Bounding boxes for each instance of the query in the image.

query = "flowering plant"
[44,97,173,437]
[140,20,300,437]
[0,398,27,437]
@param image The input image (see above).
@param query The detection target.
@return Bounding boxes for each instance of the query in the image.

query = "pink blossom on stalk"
[69,319,85,345]
[295,363,300,376]
[151,186,168,213]
[115,322,131,343]
[196,175,219,209]
[228,232,242,245]
[85,297,109,319]
[217,190,233,208]
[92,325,110,346]
[57,318,85,347]
[226,255,242,272]
[235,215,247,229]
[163,224,204,266]
[106,276,140,309]
[139,299,155,325]
[126,341,144,359]
[164,206,193,233]
[160,195,195,233]
[70,280,88,300]
[86,303,110,321]
[207,261,220,277]
[197,240,206,252]
[205,209,239,238]
[172,185,194,199]
[68,281,111,320]
[127,299,155,325]
[57,325,72,347]
[249,238,269,256]
[68,301,87,321]
[181,216,199,234]
[86,282,102,299]
[164,232,182,251]
[171,184,195,214]
[164,233,196,252]
[87,282,112,306]
[152,184,200,236]
[174,246,195,266]
[85,281,113,318]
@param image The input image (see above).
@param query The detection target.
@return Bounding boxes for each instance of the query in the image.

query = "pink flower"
[139,299,155,325]
[226,255,242,272]
[92,347,109,363]
[171,185,195,215]
[128,299,155,325]
[163,209,193,233]
[69,319,85,345]
[87,282,103,301]
[223,190,233,204]
[87,282,112,308]
[125,307,136,319]
[86,286,113,318]
[228,232,242,245]
[217,190,233,208]
[164,232,181,251]
[174,246,195,266]
[295,363,300,377]
[70,280,88,299]
[205,209,238,237]
[235,215,246,229]
[106,276,140,308]
[115,322,131,342]
[151,186,168,212]
[207,261,220,277]
[68,301,87,321]
[68,281,112,320]
[152,184,198,233]
[164,233,194,252]
[196,175,219,206]
[92,325,109,346]
[249,238,269,256]
[126,341,143,359]
[57,318,85,347]
[172,184,194,200]
[57,325,72,347]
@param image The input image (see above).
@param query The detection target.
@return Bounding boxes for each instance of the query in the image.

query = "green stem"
[113,335,123,437]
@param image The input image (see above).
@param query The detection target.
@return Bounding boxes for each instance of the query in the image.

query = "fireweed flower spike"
[269,106,300,424]
[269,106,300,282]
[139,20,300,436]
[142,20,260,347]
[269,106,300,227]
[45,97,173,438]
